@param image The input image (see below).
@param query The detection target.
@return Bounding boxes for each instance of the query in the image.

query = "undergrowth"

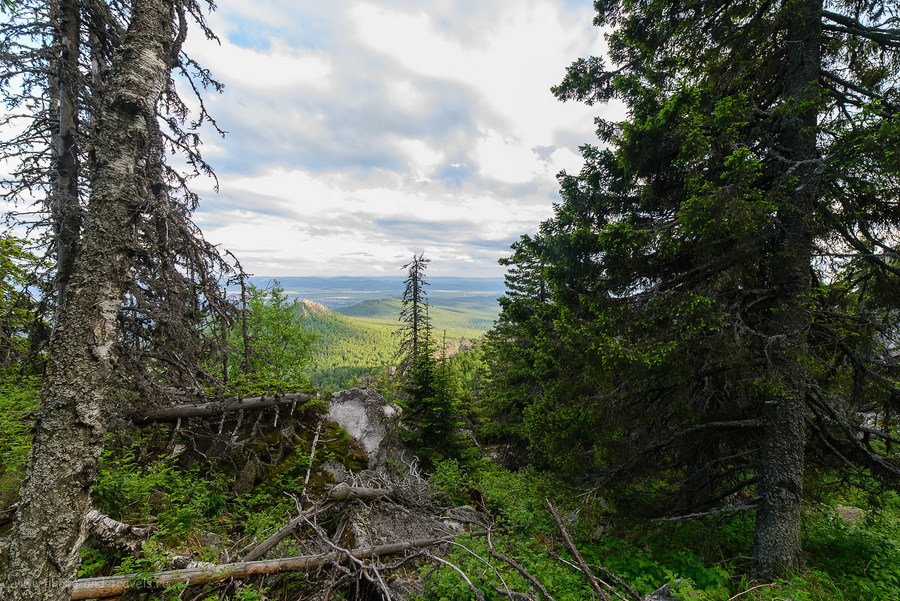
[3,378,899,600]
[0,376,39,507]
[424,458,900,601]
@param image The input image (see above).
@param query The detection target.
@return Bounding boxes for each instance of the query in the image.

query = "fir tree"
[491,0,900,579]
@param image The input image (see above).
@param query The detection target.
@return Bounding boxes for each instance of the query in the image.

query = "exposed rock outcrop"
[326,387,402,470]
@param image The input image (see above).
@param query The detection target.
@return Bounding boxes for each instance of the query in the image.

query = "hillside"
[299,300,398,391]
[249,276,505,310]
[338,298,497,337]
[301,298,495,390]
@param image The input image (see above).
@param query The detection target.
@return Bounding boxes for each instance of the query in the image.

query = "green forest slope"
[302,298,494,390]
[337,297,497,334]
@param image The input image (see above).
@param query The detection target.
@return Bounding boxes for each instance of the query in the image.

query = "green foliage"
[803,501,900,600]
[0,375,39,503]
[302,303,398,390]
[0,236,48,376]
[303,297,491,391]
[92,433,233,554]
[226,281,317,394]
[483,0,900,580]
[392,256,472,467]
[421,460,900,601]
[342,297,495,334]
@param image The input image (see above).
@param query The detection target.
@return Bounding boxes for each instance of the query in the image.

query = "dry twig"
[545,499,611,601]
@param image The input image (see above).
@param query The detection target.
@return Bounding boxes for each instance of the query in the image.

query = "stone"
[326,387,402,470]
[643,581,684,601]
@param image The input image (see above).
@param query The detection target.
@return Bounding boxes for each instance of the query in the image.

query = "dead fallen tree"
[242,485,392,562]
[70,535,457,600]
[84,510,151,555]
[1,506,148,555]
[134,392,311,424]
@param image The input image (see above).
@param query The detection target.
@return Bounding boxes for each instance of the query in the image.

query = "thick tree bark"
[752,0,823,580]
[1,1,177,598]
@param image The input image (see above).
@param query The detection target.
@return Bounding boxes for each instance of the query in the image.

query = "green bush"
[0,376,40,501]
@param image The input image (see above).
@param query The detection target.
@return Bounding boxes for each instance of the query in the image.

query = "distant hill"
[248,275,505,311]
[338,298,497,335]
[300,296,497,390]
[299,300,398,391]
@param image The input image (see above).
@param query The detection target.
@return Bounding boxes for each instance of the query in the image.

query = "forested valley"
[2,0,900,600]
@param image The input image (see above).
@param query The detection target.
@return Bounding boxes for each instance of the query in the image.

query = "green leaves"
[226,281,317,394]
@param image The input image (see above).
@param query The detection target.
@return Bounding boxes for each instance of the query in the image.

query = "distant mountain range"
[247,275,505,310]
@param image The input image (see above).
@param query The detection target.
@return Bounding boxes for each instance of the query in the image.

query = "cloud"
[184,0,615,277]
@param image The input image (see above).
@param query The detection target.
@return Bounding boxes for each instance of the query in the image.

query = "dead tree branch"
[84,509,151,555]
[135,392,311,424]
[487,529,556,601]
[326,482,394,502]
[71,535,459,600]
[545,499,611,601]
[240,501,336,562]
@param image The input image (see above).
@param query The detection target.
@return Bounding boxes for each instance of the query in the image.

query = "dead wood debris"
[70,536,457,600]
[65,492,656,601]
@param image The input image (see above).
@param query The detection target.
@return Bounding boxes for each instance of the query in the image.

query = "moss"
[343,441,369,472]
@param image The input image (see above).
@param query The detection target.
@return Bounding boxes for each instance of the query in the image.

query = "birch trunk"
[2,1,177,598]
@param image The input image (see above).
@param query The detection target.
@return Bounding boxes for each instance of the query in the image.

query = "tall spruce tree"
[395,254,463,464]
[490,0,900,579]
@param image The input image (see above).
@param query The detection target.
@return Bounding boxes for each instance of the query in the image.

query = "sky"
[181,0,623,278]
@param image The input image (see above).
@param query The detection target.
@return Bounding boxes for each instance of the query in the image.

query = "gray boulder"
[326,387,402,469]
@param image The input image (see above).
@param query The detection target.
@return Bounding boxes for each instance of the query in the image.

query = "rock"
[326,387,402,470]
[442,505,488,533]
[836,504,867,523]
[233,453,260,495]
[321,460,350,484]
[643,581,684,601]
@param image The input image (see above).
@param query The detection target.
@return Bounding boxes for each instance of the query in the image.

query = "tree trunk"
[54,0,82,302]
[751,0,823,580]
[135,392,311,423]
[1,1,177,598]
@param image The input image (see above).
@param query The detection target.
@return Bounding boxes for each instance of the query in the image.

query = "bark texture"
[53,0,82,299]
[135,392,311,423]
[751,0,823,579]
[1,1,177,598]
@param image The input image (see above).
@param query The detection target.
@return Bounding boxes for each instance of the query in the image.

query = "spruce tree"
[395,254,463,464]
[491,0,900,579]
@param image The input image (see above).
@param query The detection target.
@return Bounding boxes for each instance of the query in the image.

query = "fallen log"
[326,482,393,502]
[241,502,337,562]
[0,505,148,554]
[71,535,455,600]
[135,392,311,424]
[546,499,611,601]
[85,510,151,555]
[242,485,393,562]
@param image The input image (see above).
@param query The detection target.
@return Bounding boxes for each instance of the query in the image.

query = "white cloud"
[473,129,543,183]
[392,137,445,181]
[347,1,608,184]
[187,29,332,92]
[182,0,617,276]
